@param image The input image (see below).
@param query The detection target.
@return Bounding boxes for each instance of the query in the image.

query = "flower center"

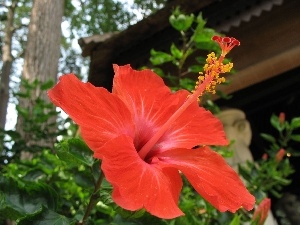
[138,36,240,160]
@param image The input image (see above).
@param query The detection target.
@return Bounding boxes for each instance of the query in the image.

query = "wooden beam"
[215,46,300,99]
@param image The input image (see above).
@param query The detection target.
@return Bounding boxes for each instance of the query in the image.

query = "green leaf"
[0,191,23,220]
[56,138,94,167]
[151,67,165,77]
[14,91,30,98]
[179,77,195,91]
[150,49,173,65]
[270,114,284,131]
[195,56,206,64]
[116,208,146,219]
[16,105,29,119]
[99,188,114,206]
[4,130,21,139]
[40,80,54,90]
[0,176,59,220]
[273,176,291,186]
[291,117,300,129]
[229,214,241,225]
[238,164,251,181]
[269,189,282,198]
[170,43,183,59]
[169,13,194,31]
[192,27,215,44]
[74,171,94,188]
[17,206,76,225]
[290,134,300,142]
[188,65,203,73]
[23,169,46,182]
[260,133,276,143]
[195,12,206,28]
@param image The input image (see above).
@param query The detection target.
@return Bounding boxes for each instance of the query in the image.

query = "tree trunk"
[0,1,18,130]
[17,0,64,154]
[22,0,64,84]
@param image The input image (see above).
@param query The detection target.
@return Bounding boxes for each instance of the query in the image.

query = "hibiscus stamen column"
[138,36,240,160]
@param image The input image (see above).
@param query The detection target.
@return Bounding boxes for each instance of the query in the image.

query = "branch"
[77,170,105,225]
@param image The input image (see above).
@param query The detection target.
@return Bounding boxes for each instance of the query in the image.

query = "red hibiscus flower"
[48,38,254,219]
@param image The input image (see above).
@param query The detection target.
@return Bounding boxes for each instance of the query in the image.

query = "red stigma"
[212,36,240,59]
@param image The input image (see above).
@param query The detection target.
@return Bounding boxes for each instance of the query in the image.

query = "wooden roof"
[216,0,300,98]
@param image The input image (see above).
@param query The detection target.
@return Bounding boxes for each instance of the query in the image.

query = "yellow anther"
[193,51,233,96]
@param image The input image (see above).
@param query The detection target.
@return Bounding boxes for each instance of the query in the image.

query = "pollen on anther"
[191,36,239,100]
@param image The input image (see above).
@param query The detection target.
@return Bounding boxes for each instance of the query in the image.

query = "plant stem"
[78,170,105,225]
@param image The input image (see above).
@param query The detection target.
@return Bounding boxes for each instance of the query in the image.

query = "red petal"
[112,64,170,99]
[157,147,255,212]
[48,74,135,154]
[158,92,228,151]
[100,135,184,219]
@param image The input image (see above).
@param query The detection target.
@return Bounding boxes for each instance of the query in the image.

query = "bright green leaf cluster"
[169,7,194,32]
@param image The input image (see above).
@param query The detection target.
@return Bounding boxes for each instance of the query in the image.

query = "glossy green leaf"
[179,77,195,91]
[17,207,76,225]
[99,189,114,206]
[187,65,202,73]
[270,114,284,131]
[14,91,30,98]
[195,12,206,27]
[16,105,29,119]
[195,56,206,64]
[238,164,251,181]
[229,214,241,225]
[4,130,21,139]
[56,138,94,167]
[169,13,194,31]
[260,133,276,143]
[170,43,183,59]
[0,176,58,220]
[40,80,54,90]
[150,49,173,65]
[290,134,300,142]
[116,208,146,219]
[192,27,215,43]
[74,171,94,188]
[151,67,165,77]
[0,191,23,220]
[291,117,300,129]
[23,169,46,181]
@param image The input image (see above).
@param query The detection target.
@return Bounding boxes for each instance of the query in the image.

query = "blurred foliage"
[64,0,132,38]
[0,8,298,225]
[238,113,299,199]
